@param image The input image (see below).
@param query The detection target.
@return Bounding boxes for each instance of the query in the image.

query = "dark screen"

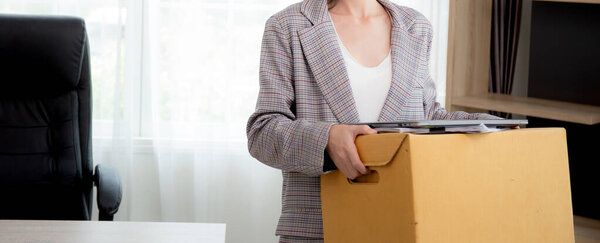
[528,1,600,105]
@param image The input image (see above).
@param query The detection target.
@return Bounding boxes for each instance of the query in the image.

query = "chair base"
[99,211,114,221]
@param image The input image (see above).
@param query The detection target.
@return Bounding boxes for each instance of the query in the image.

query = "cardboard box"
[321,128,574,243]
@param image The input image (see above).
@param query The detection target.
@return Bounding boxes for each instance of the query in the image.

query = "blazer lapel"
[377,26,420,121]
[377,0,422,122]
[299,0,360,124]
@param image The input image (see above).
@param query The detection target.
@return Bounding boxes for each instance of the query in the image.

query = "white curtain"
[0,1,448,242]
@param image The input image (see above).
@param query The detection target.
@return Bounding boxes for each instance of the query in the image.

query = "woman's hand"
[326,125,377,179]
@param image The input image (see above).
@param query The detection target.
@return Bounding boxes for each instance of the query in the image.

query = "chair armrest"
[94,164,122,221]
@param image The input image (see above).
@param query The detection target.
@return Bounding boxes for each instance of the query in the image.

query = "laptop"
[352,119,527,131]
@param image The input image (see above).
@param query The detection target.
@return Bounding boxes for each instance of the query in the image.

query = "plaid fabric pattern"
[246,0,498,239]
[280,235,324,243]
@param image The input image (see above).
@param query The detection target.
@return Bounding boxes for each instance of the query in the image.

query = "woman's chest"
[331,17,392,68]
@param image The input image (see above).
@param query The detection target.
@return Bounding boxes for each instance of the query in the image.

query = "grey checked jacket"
[247,0,498,239]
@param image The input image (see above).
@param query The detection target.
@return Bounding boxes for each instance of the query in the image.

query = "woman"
[247,0,498,241]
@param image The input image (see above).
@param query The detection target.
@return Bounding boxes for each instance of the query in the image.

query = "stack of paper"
[445,124,508,133]
[375,124,509,134]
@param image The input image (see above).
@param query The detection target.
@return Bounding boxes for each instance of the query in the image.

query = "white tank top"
[332,26,393,122]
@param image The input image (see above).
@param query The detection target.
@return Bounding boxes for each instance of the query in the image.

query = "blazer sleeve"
[246,16,334,177]
[423,74,500,120]
[421,23,499,120]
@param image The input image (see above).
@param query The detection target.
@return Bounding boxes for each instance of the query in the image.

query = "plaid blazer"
[247,0,498,239]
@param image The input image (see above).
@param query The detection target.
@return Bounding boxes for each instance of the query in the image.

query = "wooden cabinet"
[445,0,600,125]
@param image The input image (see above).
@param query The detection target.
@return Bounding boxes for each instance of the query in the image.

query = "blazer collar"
[299,0,425,123]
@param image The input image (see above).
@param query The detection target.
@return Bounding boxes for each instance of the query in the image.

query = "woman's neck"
[329,0,383,18]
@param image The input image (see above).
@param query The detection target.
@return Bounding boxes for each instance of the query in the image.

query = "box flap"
[355,133,408,166]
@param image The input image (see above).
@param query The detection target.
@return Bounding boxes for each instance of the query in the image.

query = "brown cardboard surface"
[321,128,574,243]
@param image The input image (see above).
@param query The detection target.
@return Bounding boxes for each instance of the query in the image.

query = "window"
[1,0,298,141]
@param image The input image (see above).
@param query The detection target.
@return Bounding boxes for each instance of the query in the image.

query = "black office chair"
[0,14,122,220]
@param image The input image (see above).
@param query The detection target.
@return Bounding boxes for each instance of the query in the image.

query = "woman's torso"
[330,8,393,122]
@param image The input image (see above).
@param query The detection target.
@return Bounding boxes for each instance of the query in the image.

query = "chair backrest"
[0,14,93,220]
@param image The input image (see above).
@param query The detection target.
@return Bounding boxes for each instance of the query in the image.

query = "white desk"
[0,220,226,243]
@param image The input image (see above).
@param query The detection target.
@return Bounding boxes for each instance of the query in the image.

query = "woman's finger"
[341,162,360,179]
[354,125,377,136]
[347,144,368,175]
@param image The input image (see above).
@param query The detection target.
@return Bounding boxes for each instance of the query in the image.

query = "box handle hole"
[348,170,379,184]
